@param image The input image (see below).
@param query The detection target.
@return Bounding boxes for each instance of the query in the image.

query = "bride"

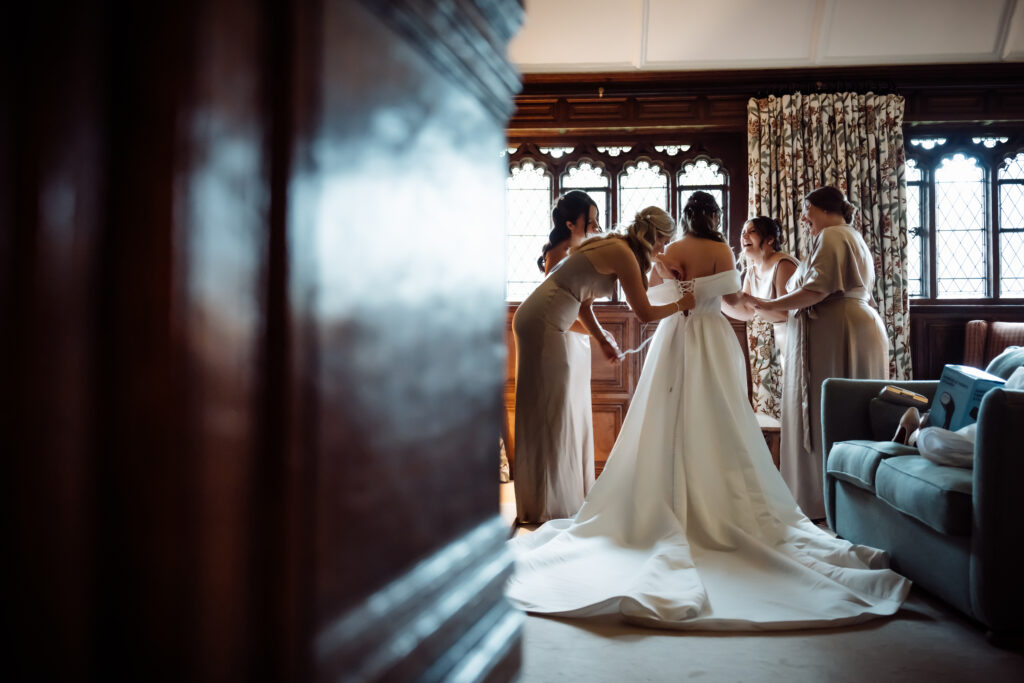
[506,192,910,630]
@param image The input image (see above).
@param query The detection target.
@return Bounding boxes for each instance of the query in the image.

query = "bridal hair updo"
[537,190,598,272]
[622,206,676,288]
[747,216,783,252]
[681,191,726,243]
[804,186,858,224]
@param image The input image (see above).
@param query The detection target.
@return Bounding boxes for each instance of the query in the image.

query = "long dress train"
[506,270,910,630]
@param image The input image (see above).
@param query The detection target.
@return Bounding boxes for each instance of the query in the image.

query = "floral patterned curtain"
[747,92,913,388]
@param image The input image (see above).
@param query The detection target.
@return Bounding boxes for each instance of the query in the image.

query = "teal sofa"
[821,348,1024,639]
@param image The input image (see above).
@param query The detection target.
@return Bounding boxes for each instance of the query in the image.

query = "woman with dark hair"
[537,190,600,273]
[507,189,909,630]
[513,206,693,524]
[751,186,889,520]
[725,217,800,419]
[652,191,727,282]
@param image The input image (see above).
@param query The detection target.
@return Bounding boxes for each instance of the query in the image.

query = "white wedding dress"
[506,270,911,630]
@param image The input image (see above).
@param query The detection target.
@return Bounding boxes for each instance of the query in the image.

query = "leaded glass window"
[502,143,733,301]
[998,153,1024,297]
[505,160,552,301]
[561,161,611,235]
[618,160,668,225]
[934,154,986,298]
[678,158,727,233]
[905,158,925,298]
[906,135,1024,301]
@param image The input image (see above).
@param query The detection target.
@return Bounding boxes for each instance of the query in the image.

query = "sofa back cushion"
[985,345,1024,380]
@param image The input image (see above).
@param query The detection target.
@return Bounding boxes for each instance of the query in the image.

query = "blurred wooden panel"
[3,1,525,681]
[592,402,627,475]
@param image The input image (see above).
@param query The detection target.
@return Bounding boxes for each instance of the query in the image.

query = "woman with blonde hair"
[512,206,693,524]
[507,190,909,631]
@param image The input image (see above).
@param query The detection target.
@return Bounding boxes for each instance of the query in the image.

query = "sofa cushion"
[827,440,919,493]
[985,345,1024,380]
[875,456,973,536]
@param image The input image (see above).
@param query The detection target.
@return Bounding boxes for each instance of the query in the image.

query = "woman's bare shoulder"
[712,240,737,269]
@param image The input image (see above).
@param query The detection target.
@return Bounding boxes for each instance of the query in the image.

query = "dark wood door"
[2,1,524,680]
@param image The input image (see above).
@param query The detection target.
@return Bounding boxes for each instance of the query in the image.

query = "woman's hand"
[750,294,775,311]
[653,254,684,281]
[674,292,695,313]
[597,330,622,363]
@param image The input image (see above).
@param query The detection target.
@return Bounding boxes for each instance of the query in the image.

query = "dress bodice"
[547,243,618,303]
[648,270,741,315]
[514,242,618,333]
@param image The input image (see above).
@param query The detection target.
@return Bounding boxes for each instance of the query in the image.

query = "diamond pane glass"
[910,138,946,150]
[1000,183,1024,296]
[906,183,923,297]
[562,162,611,234]
[678,189,724,216]
[972,137,1008,148]
[999,153,1024,180]
[562,161,610,188]
[678,159,724,185]
[538,146,574,159]
[654,144,691,156]
[935,154,986,298]
[618,161,668,225]
[596,146,632,157]
[505,162,551,301]
[905,157,921,182]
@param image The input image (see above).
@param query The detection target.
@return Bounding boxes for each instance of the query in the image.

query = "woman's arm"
[752,258,800,322]
[774,258,798,296]
[753,286,828,312]
[577,299,620,362]
[722,271,754,319]
[614,244,693,322]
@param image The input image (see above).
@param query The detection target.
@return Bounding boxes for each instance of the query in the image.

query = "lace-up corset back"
[646,269,740,316]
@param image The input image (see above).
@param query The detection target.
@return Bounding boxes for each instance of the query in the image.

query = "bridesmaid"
[750,187,889,521]
[513,206,693,524]
[724,217,799,419]
[537,190,601,275]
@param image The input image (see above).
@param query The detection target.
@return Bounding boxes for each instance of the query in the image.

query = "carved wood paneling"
[505,304,757,480]
[511,64,1024,134]
[909,304,1024,379]
[592,401,627,475]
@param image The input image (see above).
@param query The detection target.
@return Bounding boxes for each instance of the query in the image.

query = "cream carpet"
[499,484,1024,682]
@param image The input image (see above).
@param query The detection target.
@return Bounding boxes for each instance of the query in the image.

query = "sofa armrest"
[970,388,1024,633]
[820,378,939,529]
[821,378,939,462]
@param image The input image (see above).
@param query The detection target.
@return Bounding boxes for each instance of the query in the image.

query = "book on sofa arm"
[930,365,1006,432]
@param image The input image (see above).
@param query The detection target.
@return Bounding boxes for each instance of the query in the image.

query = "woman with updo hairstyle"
[508,188,910,630]
[512,206,694,524]
[750,186,889,520]
[537,190,600,274]
[724,216,800,419]
[654,191,735,283]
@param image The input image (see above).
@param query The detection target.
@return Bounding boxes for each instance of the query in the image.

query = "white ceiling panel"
[509,0,1024,73]
[824,0,1010,62]
[645,0,820,66]
[1004,0,1024,59]
[508,0,644,71]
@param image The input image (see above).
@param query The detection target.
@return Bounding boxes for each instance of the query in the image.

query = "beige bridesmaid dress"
[780,225,889,520]
[512,241,617,523]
